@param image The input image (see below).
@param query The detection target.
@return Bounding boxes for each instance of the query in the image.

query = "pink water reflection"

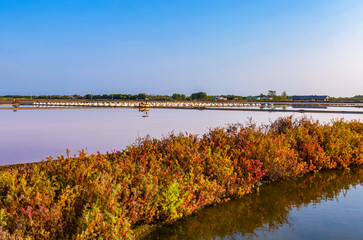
[0,108,361,165]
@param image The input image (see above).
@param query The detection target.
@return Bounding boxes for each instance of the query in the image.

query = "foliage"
[330,96,363,102]
[0,117,362,239]
[142,167,363,239]
[171,94,186,101]
[190,92,208,100]
[268,90,276,98]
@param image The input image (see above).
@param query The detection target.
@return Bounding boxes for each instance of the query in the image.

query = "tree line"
[3,91,361,101]
[0,91,294,101]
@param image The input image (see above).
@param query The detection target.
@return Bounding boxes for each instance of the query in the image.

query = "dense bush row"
[0,117,362,239]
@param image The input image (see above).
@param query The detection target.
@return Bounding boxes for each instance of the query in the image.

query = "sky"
[1,0,363,97]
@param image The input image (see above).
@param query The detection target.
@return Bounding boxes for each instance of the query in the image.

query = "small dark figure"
[12,99,20,108]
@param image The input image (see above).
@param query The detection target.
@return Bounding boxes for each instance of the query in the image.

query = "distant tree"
[72,94,82,99]
[121,94,132,100]
[172,93,180,100]
[112,94,120,99]
[129,95,138,100]
[281,91,288,101]
[172,93,187,100]
[190,92,208,100]
[268,90,277,97]
[137,93,149,99]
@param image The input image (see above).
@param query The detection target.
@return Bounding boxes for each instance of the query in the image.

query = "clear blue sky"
[1,0,362,97]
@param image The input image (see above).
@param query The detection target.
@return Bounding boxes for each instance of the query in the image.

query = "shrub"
[0,117,362,239]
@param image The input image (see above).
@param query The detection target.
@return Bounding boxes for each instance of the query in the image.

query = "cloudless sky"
[1,0,362,97]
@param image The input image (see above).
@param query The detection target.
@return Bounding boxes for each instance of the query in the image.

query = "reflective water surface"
[1,107,363,239]
[0,107,361,165]
[142,167,363,240]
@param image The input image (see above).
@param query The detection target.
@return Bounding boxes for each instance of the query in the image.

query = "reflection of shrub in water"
[145,168,363,240]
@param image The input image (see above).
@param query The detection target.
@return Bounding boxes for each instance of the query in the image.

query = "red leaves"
[0,117,362,239]
[21,206,33,225]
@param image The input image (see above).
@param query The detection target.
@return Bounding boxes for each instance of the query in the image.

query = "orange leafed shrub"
[0,117,362,239]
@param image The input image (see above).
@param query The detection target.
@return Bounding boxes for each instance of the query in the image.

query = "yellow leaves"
[0,117,362,239]
[0,209,7,228]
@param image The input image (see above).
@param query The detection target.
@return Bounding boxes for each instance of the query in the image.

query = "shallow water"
[0,107,361,165]
[142,167,363,240]
[1,106,363,239]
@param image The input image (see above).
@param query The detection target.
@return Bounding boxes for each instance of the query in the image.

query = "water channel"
[142,167,363,240]
[0,106,362,239]
[0,106,362,165]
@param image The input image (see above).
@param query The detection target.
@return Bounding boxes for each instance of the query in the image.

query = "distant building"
[246,95,272,100]
[292,95,329,101]
[211,97,227,100]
